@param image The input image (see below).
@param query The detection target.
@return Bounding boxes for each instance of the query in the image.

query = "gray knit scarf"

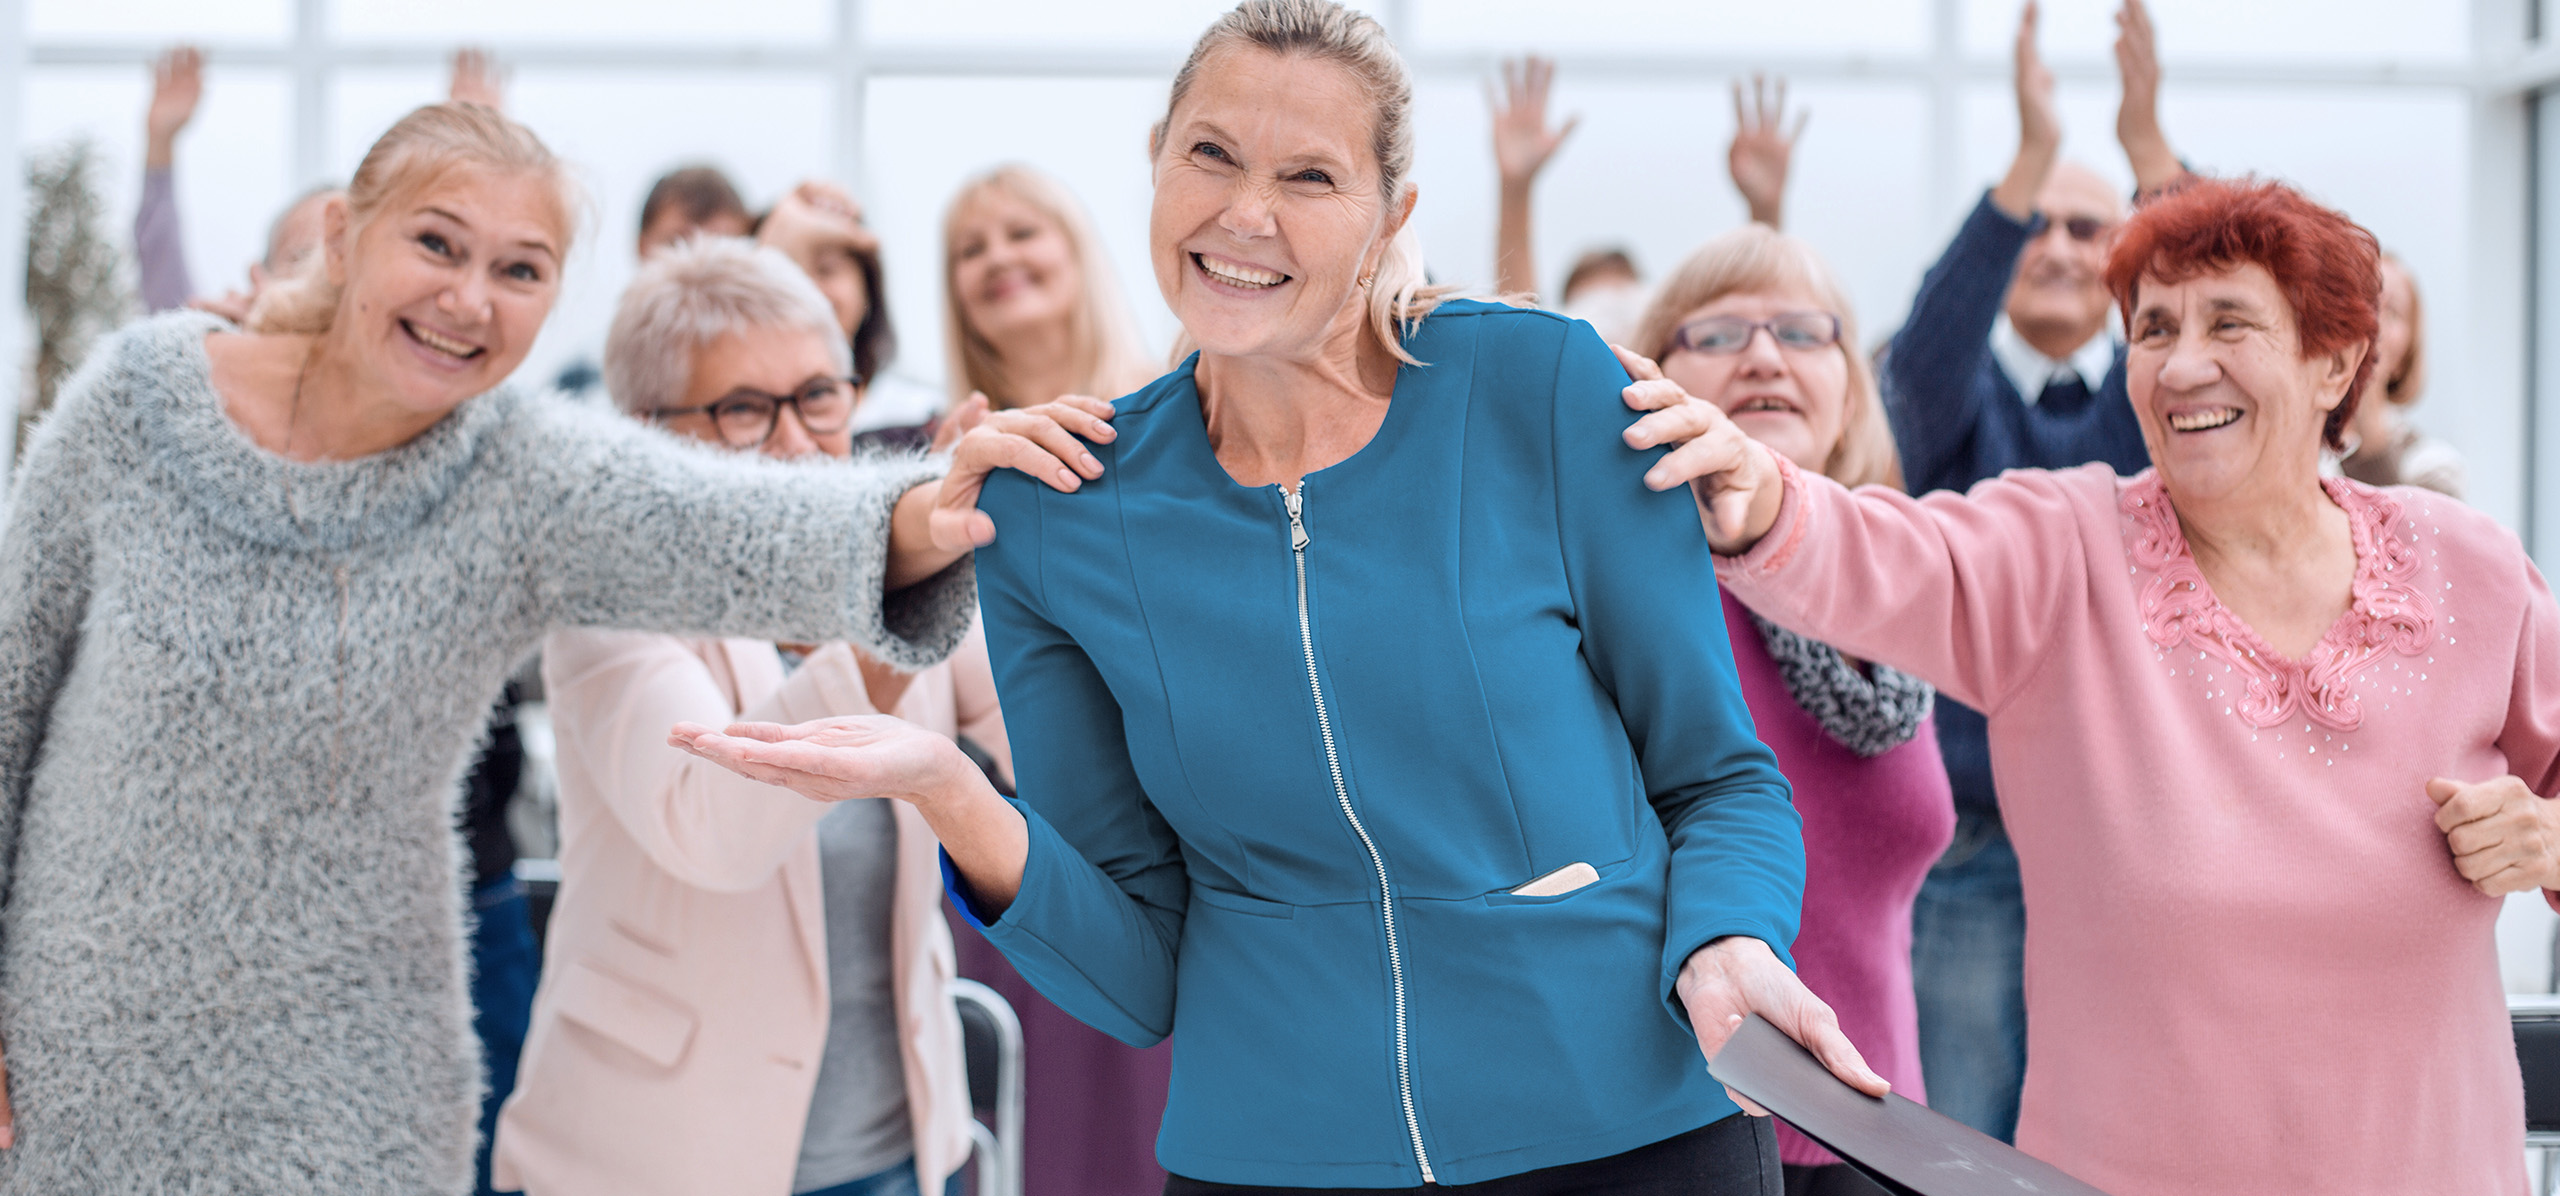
[1749,613,1935,758]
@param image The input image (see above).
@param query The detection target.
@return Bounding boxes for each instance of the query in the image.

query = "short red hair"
[2104,177,2381,450]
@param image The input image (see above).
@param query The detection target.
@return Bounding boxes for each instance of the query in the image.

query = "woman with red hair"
[1616,176,2546,1193]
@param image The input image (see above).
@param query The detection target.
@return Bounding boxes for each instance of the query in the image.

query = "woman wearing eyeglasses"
[1632,225,1954,1196]
[496,237,1096,1196]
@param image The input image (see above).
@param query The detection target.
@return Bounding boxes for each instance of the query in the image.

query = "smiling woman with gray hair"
[672,1,1879,1190]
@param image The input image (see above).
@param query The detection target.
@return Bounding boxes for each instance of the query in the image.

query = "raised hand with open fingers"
[447,48,507,110]
[1727,74,1806,230]
[1488,55,1579,189]
[145,47,204,169]
[2430,775,2560,897]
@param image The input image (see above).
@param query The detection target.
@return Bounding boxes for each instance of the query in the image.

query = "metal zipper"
[1283,483,1434,1183]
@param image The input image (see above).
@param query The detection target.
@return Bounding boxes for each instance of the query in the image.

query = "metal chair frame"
[951,978,1025,1196]
[2514,994,2560,1195]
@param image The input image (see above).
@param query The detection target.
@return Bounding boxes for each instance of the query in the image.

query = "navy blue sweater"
[968,302,1801,1186]
[1882,192,2150,819]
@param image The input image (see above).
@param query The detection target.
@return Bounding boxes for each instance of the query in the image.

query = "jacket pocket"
[1482,856,1632,906]
[1191,885,1296,920]
[554,958,698,1069]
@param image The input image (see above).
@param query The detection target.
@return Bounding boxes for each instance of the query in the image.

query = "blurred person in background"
[943,164,1157,410]
[2340,253,2464,498]
[636,166,754,259]
[497,236,1057,1196]
[0,100,1097,1192]
[138,45,498,322]
[1487,59,1802,343]
[1634,226,1953,1196]
[1878,0,2185,1142]
[937,160,1174,1196]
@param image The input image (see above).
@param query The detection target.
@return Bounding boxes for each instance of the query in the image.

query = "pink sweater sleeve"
[1715,455,2106,715]
[543,628,878,893]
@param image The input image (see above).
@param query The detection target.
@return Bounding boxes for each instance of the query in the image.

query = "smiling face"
[1150,45,1410,364]
[662,321,854,461]
[324,166,566,421]
[949,188,1083,347]
[2125,262,2363,502]
[1659,288,1851,474]
[2005,164,2122,355]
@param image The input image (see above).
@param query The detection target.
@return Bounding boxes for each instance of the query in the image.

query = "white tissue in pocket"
[1509,861,1601,898]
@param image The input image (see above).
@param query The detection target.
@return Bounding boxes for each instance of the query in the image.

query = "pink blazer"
[492,624,1010,1196]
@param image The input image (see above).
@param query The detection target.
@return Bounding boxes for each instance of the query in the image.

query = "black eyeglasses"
[2046,214,2114,243]
[653,376,859,448]
[1670,312,1842,356]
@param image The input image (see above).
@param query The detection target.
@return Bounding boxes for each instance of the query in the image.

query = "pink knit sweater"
[1718,457,2541,1195]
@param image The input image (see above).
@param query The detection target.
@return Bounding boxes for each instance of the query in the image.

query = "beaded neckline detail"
[2119,473,2435,733]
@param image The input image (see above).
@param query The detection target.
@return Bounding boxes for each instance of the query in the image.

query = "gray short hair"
[603,235,851,416]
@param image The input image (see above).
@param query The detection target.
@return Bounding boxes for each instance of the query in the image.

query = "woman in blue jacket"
[675,1,1885,1189]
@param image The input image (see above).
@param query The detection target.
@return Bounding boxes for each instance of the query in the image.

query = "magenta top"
[1723,590,1954,1168]
[1719,456,2543,1194]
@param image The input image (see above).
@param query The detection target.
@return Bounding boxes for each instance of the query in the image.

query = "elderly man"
[1879,0,2187,1145]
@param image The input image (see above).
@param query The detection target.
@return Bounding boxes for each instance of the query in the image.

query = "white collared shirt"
[1991,315,2119,406]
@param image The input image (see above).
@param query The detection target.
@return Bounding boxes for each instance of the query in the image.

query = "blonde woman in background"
[944,164,1158,410]
[938,161,1176,1196]
[2340,253,2464,499]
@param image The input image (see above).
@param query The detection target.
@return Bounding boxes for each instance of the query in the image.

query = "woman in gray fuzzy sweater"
[0,103,1108,1194]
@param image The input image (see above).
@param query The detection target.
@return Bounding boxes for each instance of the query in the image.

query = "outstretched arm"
[1489,55,1577,301]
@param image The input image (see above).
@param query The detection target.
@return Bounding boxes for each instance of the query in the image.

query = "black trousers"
[1162,1114,1781,1196]
[1779,1163,1892,1196]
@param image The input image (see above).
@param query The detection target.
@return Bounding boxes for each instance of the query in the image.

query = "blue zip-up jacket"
[964,301,1802,1187]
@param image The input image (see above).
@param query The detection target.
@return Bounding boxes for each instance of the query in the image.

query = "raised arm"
[2113,0,2187,197]
[1489,56,1577,301]
[136,47,202,313]
[1883,3,2055,488]
[1727,74,1804,230]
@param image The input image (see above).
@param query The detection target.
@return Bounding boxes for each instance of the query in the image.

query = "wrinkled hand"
[1488,56,1578,188]
[2431,776,2560,896]
[1727,74,1805,229]
[2014,2,2059,155]
[1679,936,1889,1115]
[930,392,995,454]
[146,47,204,166]
[1614,344,1781,552]
[930,394,1119,551]
[670,715,975,809]
[188,290,254,325]
[448,48,507,110]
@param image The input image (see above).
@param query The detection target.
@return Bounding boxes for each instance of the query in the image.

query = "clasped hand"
[2432,775,2560,896]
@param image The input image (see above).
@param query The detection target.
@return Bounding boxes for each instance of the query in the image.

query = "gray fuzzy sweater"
[0,313,974,1193]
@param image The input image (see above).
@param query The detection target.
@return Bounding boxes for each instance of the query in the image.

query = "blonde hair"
[603,236,850,418]
[941,165,1155,408]
[248,102,580,335]
[1633,225,1902,491]
[1154,0,1457,366]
